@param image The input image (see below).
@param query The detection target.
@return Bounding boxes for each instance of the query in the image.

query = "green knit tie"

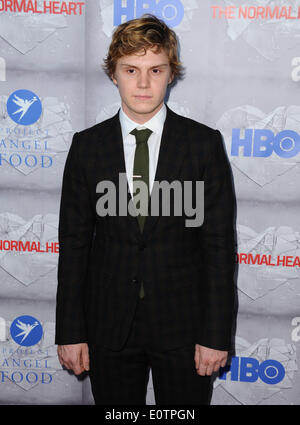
[130,127,153,298]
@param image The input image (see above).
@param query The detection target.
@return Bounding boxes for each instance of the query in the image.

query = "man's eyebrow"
[119,63,169,68]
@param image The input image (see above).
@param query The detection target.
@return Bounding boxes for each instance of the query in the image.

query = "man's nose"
[137,72,150,88]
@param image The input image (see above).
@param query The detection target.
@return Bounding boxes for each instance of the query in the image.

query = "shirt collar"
[119,103,167,140]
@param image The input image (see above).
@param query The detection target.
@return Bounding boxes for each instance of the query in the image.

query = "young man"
[55,14,236,405]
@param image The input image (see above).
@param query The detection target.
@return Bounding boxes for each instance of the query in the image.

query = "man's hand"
[194,344,227,376]
[57,343,90,375]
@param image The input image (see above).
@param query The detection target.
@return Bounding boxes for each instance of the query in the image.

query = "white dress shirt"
[119,103,167,198]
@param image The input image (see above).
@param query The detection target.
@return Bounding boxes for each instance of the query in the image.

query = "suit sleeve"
[198,129,236,351]
[55,132,95,345]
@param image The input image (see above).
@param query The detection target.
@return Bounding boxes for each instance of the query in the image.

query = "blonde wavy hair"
[102,14,184,85]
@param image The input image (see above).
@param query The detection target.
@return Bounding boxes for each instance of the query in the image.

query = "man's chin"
[128,102,161,115]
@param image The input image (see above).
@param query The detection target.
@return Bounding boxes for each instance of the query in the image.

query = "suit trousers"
[88,296,212,405]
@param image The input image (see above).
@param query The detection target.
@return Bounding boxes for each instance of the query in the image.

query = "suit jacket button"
[131,277,139,284]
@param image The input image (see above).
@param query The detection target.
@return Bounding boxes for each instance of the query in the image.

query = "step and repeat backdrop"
[0,0,299,405]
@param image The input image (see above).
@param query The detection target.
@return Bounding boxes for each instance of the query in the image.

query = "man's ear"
[168,73,174,85]
[111,74,118,86]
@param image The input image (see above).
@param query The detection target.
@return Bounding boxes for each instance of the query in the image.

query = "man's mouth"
[135,95,152,99]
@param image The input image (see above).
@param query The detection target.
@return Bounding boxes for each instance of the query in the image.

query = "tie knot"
[130,128,153,145]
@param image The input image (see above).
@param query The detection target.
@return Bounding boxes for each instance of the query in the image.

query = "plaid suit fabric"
[88,298,212,405]
[55,104,237,352]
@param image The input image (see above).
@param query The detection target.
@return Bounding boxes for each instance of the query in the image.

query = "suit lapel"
[102,104,188,241]
[142,105,187,239]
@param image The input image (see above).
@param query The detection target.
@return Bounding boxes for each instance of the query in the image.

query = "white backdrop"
[0,0,299,405]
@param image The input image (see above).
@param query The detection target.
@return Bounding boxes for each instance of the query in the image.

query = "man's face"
[111,47,174,123]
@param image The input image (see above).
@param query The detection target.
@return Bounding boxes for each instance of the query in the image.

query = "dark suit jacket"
[55,104,236,352]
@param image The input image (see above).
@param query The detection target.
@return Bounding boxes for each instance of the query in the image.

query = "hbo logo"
[113,0,184,27]
[231,128,300,158]
[219,356,285,385]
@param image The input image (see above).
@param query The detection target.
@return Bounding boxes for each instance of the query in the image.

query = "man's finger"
[220,357,228,368]
[69,355,83,375]
[57,352,70,370]
[81,347,90,371]
[61,360,72,371]
[213,361,221,373]
[205,364,214,376]
[73,364,84,375]
[197,364,207,376]
[60,353,79,373]
[194,349,200,369]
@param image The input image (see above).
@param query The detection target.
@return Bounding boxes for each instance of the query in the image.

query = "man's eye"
[152,69,160,73]
[127,69,135,74]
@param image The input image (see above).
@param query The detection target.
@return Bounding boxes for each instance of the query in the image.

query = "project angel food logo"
[7,89,42,126]
[10,315,43,347]
[0,91,72,175]
[0,316,61,390]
